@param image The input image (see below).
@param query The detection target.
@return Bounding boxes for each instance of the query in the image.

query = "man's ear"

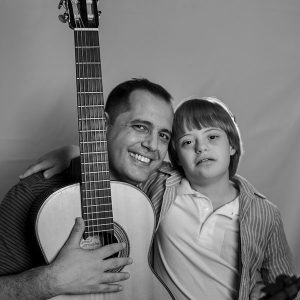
[104,112,110,129]
[171,140,181,166]
[230,146,236,156]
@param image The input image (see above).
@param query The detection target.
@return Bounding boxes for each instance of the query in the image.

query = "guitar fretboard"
[74,29,114,239]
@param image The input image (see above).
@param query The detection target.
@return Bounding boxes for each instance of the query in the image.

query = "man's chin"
[126,168,152,185]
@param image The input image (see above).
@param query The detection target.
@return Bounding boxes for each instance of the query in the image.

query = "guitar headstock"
[58,0,100,29]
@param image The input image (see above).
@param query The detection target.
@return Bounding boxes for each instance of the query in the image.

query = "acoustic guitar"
[33,1,174,299]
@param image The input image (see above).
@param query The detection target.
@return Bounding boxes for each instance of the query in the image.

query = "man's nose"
[141,133,158,151]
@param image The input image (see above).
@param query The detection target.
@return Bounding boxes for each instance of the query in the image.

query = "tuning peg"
[58,12,69,23]
[58,0,65,10]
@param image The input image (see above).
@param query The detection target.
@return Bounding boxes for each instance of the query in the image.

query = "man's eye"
[132,124,147,131]
[160,132,171,141]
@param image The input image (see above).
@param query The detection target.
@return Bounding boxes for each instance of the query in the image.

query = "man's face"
[106,89,174,185]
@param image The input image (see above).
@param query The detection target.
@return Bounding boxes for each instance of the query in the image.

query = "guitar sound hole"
[100,232,119,259]
[99,222,130,272]
[81,222,130,272]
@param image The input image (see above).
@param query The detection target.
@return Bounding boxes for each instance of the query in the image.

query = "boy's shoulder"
[233,174,279,211]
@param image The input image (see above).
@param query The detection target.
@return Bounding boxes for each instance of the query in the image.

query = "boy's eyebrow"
[176,127,223,140]
[203,127,223,132]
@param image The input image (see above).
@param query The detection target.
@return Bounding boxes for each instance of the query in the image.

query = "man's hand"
[48,217,132,297]
[20,145,80,179]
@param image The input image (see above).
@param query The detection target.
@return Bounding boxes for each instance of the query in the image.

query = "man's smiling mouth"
[129,152,151,164]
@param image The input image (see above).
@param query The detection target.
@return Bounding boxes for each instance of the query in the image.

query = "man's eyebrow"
[130,119,152,126]
[130,119,172,135]
[161,128,172,136]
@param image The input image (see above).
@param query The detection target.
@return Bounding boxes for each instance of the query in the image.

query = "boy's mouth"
[196,157,214,165]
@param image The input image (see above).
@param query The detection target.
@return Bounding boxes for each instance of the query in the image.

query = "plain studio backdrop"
[0,0,300,272]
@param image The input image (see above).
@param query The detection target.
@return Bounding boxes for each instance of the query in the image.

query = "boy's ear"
[230,146,236,156]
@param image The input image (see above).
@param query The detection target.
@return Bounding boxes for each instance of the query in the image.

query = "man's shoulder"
[147,161,178,180]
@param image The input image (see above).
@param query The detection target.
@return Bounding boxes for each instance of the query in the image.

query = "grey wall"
[1,0,300,271]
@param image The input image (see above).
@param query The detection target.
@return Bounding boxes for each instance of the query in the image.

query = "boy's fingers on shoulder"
[44,166,61,178]
[20,161,52,178]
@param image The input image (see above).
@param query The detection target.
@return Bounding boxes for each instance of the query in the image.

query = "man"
[0,78,174,299]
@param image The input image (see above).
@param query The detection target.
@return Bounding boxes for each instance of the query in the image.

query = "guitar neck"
[74,28,114,237]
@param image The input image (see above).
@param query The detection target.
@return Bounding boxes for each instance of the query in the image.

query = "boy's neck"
[190,177,238,211]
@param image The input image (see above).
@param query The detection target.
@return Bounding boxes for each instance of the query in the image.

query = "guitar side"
[34,181,173,300]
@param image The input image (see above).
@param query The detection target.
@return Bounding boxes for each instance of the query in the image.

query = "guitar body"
[35,2,173,299]
[35,181,172,300]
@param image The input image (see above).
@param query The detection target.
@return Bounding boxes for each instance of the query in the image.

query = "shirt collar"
[177,178,239,217]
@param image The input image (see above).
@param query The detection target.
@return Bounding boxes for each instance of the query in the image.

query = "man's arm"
[0,218,132,300]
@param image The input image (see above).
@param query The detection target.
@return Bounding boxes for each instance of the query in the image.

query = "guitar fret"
[78,105,103,107]
[83,203,112,207]
[77,92,102,94]
[80,151,107,155]
[77,77,102,80]
[78,117,104,121]
[83,210,112,214]
[79,129,105,132]
[85,229,113,234]
[86,223,114,228]
[82,187,110,192]
[82,161,107,165]
[81,171,109,175]
[74,28,98,32]
[82,180,108,184]
[75,45,99,48]
[76,62,101,64]
[85,216,113,221]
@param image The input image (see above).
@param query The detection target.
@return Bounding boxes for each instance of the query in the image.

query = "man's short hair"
[105,78,173,124]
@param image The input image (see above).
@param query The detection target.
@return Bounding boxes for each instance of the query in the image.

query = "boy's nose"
[195,141,208,153]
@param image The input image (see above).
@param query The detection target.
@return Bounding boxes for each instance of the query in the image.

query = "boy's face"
[175,127,236,187]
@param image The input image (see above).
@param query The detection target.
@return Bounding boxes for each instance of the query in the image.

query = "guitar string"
[76,7,114,251]
[92,29,113,247]
[77,18,91,242]
[91,29,102,247]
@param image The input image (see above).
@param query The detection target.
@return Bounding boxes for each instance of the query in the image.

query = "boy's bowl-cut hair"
[168,97,243,179]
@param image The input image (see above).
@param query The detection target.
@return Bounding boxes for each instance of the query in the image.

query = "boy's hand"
[250,280,266,300]
[20,145,79,179]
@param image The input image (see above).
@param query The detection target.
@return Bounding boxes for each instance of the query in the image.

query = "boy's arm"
[261,209,300,299]
[20,145,80,179]
[0,218,131,300]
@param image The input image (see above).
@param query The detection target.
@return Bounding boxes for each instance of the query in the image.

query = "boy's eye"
[182,140,192,146]
[209,135,219,140]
